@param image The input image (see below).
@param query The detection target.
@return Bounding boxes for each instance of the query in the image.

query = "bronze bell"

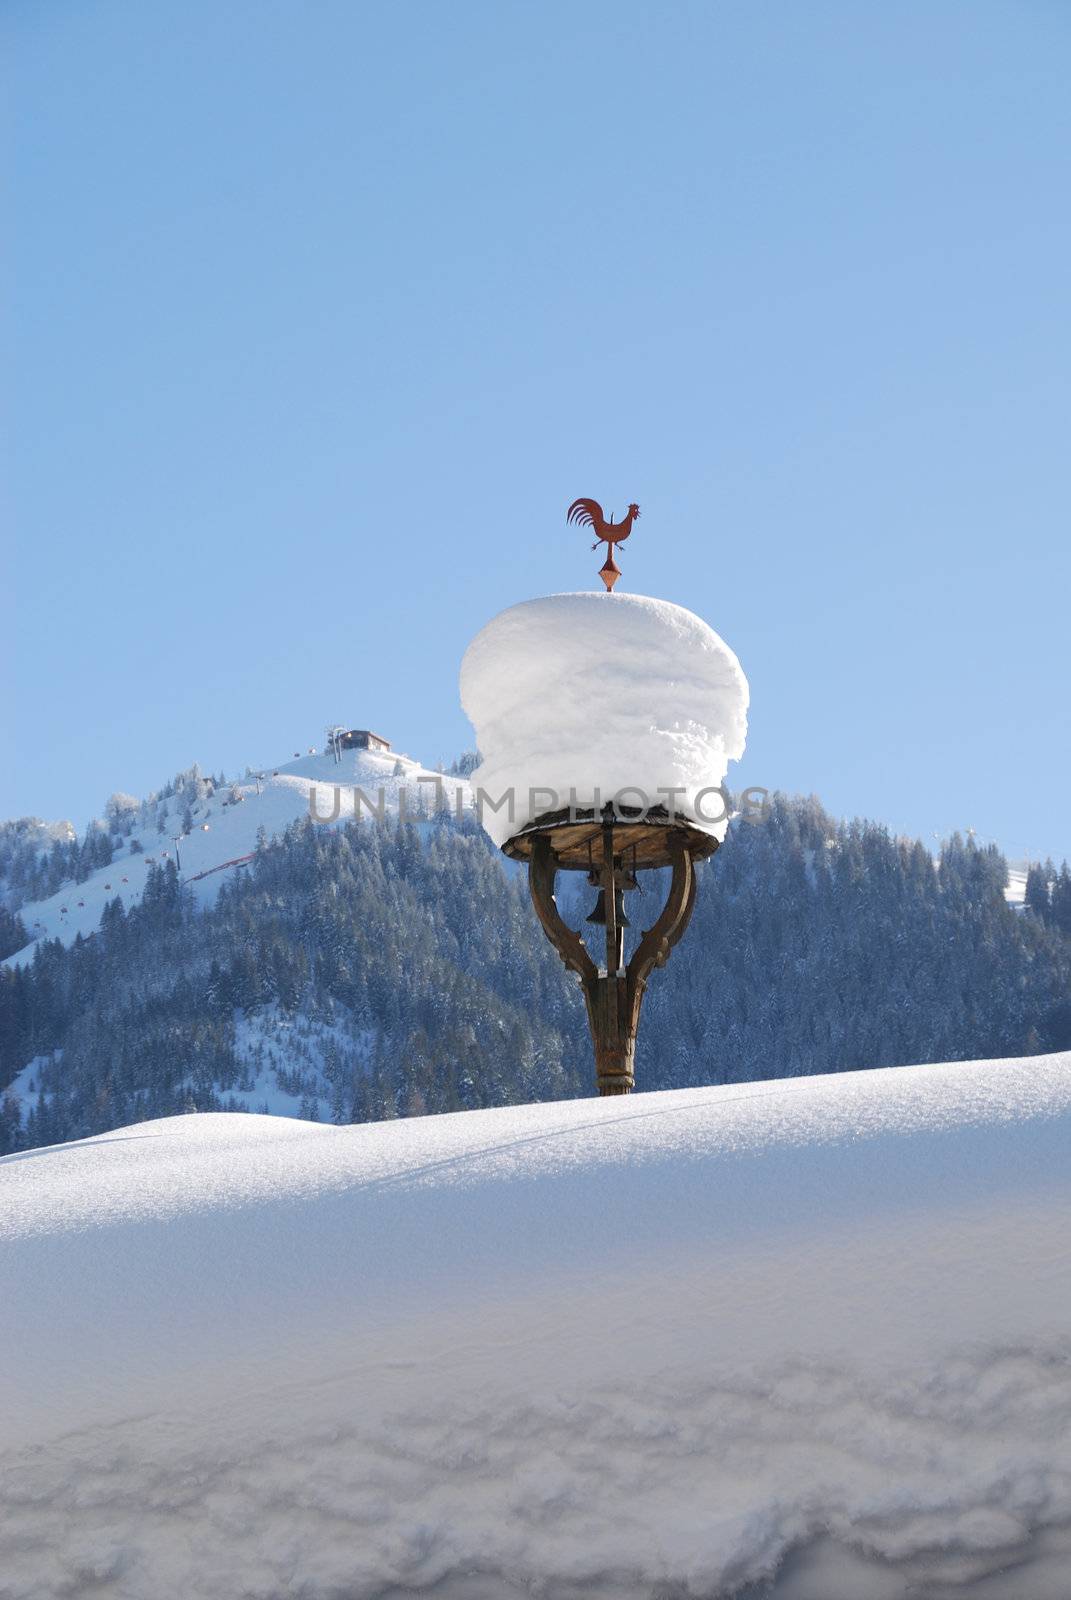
[585,886,630,928]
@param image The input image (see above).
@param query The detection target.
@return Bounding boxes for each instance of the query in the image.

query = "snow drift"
[459,592,749,848]
[3,1053,1071,1599]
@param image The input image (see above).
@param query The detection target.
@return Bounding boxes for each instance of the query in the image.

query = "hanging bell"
[585,887,630,928]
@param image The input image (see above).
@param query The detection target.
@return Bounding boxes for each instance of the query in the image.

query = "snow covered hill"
[4,1052,1071,1599]
[5,746,470,968]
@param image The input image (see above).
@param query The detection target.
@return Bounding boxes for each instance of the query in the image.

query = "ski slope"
[3,1052,1071,1599]
[4,747,470,968]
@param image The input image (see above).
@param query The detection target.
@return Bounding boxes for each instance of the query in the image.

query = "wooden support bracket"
[527,826,700,1096]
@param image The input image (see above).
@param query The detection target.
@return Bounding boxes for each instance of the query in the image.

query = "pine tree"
[1051,864,1071,938]
[1025,863,1051,922]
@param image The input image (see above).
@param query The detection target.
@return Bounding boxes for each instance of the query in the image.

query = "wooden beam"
[528,836,598,990]
[625,845,696,1042]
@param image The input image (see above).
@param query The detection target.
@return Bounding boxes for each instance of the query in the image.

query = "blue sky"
[5,1,1070,861]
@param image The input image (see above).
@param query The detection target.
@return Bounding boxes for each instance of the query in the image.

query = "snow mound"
[460,592,748,848]
[4,1053,1071,1598]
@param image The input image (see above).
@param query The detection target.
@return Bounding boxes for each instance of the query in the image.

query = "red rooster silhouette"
[566,497,641,592]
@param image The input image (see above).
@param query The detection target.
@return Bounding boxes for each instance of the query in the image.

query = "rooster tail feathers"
[567,497,603,531]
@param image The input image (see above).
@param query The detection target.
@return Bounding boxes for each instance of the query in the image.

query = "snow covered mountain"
[4,1051,1071,1598]
[1,753,1033,979]
[4,743,470,967]
[2,749,1067,1154]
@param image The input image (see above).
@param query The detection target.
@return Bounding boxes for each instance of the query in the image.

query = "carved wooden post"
[527,821,701,1095]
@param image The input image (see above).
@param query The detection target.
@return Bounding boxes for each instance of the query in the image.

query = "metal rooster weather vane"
[567,497,641,592]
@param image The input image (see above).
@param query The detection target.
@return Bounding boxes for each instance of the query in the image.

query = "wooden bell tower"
[504,807,715,1095]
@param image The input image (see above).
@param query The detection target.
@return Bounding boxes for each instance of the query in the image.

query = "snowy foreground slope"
[3,1056,1071,1600]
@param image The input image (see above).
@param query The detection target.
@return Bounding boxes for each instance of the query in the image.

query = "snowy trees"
[632,798,1071,1090]
[1,799,1070,1155]
[0,906,29,963]
[1052,866,1071,937]
[105,793,139,831]
[1025,863,1051,920]
[1024,860,1071,938]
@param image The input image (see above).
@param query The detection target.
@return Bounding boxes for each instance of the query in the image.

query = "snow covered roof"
[3,1052,1071,1595]
[460,592,749,850]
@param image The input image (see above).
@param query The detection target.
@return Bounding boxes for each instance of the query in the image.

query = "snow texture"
[4,1052,1071,1598]
[460,592,749,849]
[4,747,470,968]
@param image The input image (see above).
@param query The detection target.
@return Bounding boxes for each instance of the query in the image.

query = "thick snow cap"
[460,592,749,849]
